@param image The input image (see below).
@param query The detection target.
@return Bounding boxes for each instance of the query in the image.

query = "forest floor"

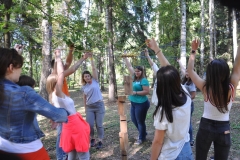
[38,87,240,160]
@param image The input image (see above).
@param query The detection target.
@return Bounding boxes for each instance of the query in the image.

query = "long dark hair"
[81,71,92,85]
[153,65,189,123]
[204,59,230,113]
[0,48,23,103]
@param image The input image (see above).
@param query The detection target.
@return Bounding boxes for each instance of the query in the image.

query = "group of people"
[123,38,240,160]
[0,36,239,160]
[0,45,105,160]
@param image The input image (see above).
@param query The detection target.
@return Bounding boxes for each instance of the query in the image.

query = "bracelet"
[191,50,196,54]
[155,49,161,55]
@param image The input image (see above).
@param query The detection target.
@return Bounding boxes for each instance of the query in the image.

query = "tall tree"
[39,0,52,100]
[180,0,186,69]
[232,9,237,60]
[200,0,205,76]
[209,0,214,59]
[106,0,117,101]
[1,0,12,48]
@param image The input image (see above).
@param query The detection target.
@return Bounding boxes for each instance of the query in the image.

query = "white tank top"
[52,93,76,115]
[203,84,234,121]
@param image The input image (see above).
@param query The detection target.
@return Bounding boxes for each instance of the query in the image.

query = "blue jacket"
[0,79,68,143]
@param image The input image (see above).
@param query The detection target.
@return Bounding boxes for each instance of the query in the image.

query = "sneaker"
[134,139,143,145]
[210,156,214,160]
[90,139,96,147]
[96,141,103,149]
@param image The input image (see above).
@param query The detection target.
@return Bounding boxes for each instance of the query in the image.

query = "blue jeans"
[130,100,150,141]
[195,117,231,160]
[68,150,90,160]
[175,142,193,160]
[189,102,194,142]
[56,124,67,160]
[86,101,105,139]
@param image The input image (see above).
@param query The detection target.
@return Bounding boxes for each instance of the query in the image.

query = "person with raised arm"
[0,48,68,160]
[177,59,196,147]
[50,44,75,160]
[187,39,240,160]
[146,38,193,160]
[81,54,106,149]
[144,48,159,106]
[123,51,150,145]
[46,50,91,160]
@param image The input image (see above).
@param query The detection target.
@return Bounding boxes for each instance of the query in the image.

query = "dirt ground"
[39,88,240,160]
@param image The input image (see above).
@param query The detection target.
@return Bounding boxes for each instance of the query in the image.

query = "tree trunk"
[200,0,205,77]
[106,1,117,101]
[180,0,186,69]
[3,0,12,48]
[209,0,214,59]
[39,0,52,100]
[232,9,237,61]
[155,1,160,42]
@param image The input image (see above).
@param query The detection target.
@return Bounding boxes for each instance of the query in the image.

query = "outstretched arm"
[89,53,98,81]
[123,52,134,75]
[64,44,74,70]
[63,52,90,77]
[231,44,240,90]
[187,39,205,92]
[144,48,154,66]
[55,50,65,98]
[146,38,170,67]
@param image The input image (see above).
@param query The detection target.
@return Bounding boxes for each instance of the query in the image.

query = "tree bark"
[106,0,117,101]
[232,9,237,61]
[209,0,214,59]
[180,0,186,69]
[200,0,205,77]
[39,0,52,100]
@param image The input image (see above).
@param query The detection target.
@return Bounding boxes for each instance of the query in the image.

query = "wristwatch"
[191,50,196,54]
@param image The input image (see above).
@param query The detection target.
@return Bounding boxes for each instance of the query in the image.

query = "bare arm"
[150,129,166,160]
[63,53,90,77]
[55,50,65,98]
[144,48,154,66]
[83,94,86,112]
[187,39,205,92]
[146,38,170,67]
[89,54,98,81]
[231,44,240,90]
[64,44,74,70]
[132,86,150,96]
[123,56,134,75]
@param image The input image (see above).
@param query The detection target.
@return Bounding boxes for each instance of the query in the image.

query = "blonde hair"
[46,74,57,104]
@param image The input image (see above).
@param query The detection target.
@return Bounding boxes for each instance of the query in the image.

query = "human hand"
[144,48,149,57]
[146,38,158,51]
[68,43,74,50]
[49,119,58,130]
[14,44,24,55]
[83,52,92,60]
[191,38,200,51]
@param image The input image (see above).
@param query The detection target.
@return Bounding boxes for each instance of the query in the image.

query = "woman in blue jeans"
[187,39,240,160]
[123,54,150,145]
[147,39,193,160]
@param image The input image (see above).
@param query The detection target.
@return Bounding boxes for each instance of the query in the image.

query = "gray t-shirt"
[184,82,196,94]
[82,78,103,105]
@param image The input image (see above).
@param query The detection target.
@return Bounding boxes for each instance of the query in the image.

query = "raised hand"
[83,52,92,60]
[191,38,200,51]
[14,44,23,55]
[144,48,149,57]
[146,38,158,52]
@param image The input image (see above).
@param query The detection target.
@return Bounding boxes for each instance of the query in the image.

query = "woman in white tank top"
[46,50,91,160]
[187,39,240,160]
